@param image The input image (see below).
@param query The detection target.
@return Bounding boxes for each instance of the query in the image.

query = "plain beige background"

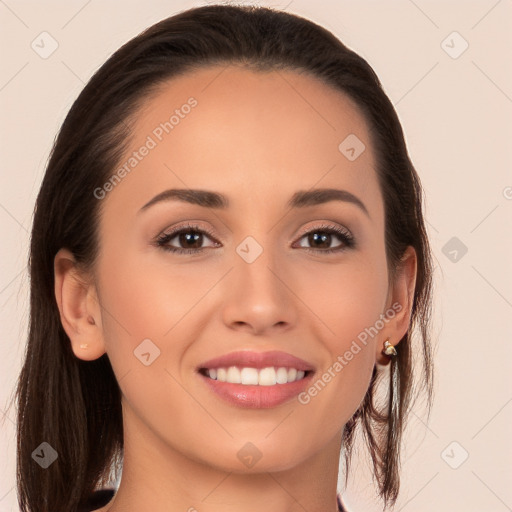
[1,1,511,511]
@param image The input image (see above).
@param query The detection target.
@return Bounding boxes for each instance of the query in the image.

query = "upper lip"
[198,350,316,372]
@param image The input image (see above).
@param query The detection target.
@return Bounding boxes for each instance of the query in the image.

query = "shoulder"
[77,488,116,512]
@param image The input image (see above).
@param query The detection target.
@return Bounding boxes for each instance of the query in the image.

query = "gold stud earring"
[382,339,397,356]
[79,343,89,349]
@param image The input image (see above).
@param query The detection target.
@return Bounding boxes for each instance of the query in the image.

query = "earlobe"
[54,248,106,361]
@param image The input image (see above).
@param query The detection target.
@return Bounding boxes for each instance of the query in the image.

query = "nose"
[221,246,298,336]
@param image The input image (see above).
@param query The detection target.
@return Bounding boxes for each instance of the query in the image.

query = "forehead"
[105,64,381,218]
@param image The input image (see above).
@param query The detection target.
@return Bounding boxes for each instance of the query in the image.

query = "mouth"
[196,350,316,408]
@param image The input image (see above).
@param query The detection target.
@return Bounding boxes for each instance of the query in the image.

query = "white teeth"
[258,367,276,386]
[204,366,308,385]
[276,367,288,384]
[240,367,259,385]
[226,366,241,384]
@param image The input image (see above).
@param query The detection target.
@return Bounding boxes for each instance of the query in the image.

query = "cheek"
[294,257,387,422]
[95,252,216,433]
[96,248,212,345]
[298,255,389,342]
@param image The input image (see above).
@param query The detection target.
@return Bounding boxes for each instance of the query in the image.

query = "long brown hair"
[11,5,434,511]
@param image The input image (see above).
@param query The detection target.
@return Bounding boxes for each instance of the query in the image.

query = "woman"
[14,4,434,511]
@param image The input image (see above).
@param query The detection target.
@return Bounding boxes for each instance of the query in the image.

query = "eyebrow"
[139,187,370,217]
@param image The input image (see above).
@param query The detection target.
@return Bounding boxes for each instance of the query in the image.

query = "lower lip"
[199,371,314,409]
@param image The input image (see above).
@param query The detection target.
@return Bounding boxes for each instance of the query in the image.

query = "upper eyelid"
[295,222,351,237]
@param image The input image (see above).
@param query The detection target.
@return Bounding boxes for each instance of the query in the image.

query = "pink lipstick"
[197,350,315,409]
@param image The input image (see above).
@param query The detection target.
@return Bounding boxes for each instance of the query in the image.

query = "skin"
[54,65,417,512]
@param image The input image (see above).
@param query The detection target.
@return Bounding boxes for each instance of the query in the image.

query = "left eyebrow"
[138,187,370,218]
[288,188,369,218]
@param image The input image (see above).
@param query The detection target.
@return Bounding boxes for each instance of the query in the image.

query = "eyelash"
[154,222,355,255]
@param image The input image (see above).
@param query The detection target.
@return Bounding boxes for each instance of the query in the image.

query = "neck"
[105,404,342,512]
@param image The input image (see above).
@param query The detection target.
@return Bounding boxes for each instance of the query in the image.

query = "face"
[86,65,400,473]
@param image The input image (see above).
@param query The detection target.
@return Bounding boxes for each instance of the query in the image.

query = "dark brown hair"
[11,4,434,511]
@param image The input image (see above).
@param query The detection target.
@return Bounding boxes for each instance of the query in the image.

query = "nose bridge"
[221,231,297,332]
[235,234,285,302]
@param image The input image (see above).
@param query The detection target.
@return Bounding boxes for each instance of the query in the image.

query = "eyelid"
[294,221,351,239]
[155,221,220,246]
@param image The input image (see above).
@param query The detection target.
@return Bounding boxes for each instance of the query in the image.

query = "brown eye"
[295,224,355,254]
[156,224,219,254]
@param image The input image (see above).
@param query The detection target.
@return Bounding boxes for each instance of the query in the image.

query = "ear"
[375,245,417,366]
[54,248,106,361]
